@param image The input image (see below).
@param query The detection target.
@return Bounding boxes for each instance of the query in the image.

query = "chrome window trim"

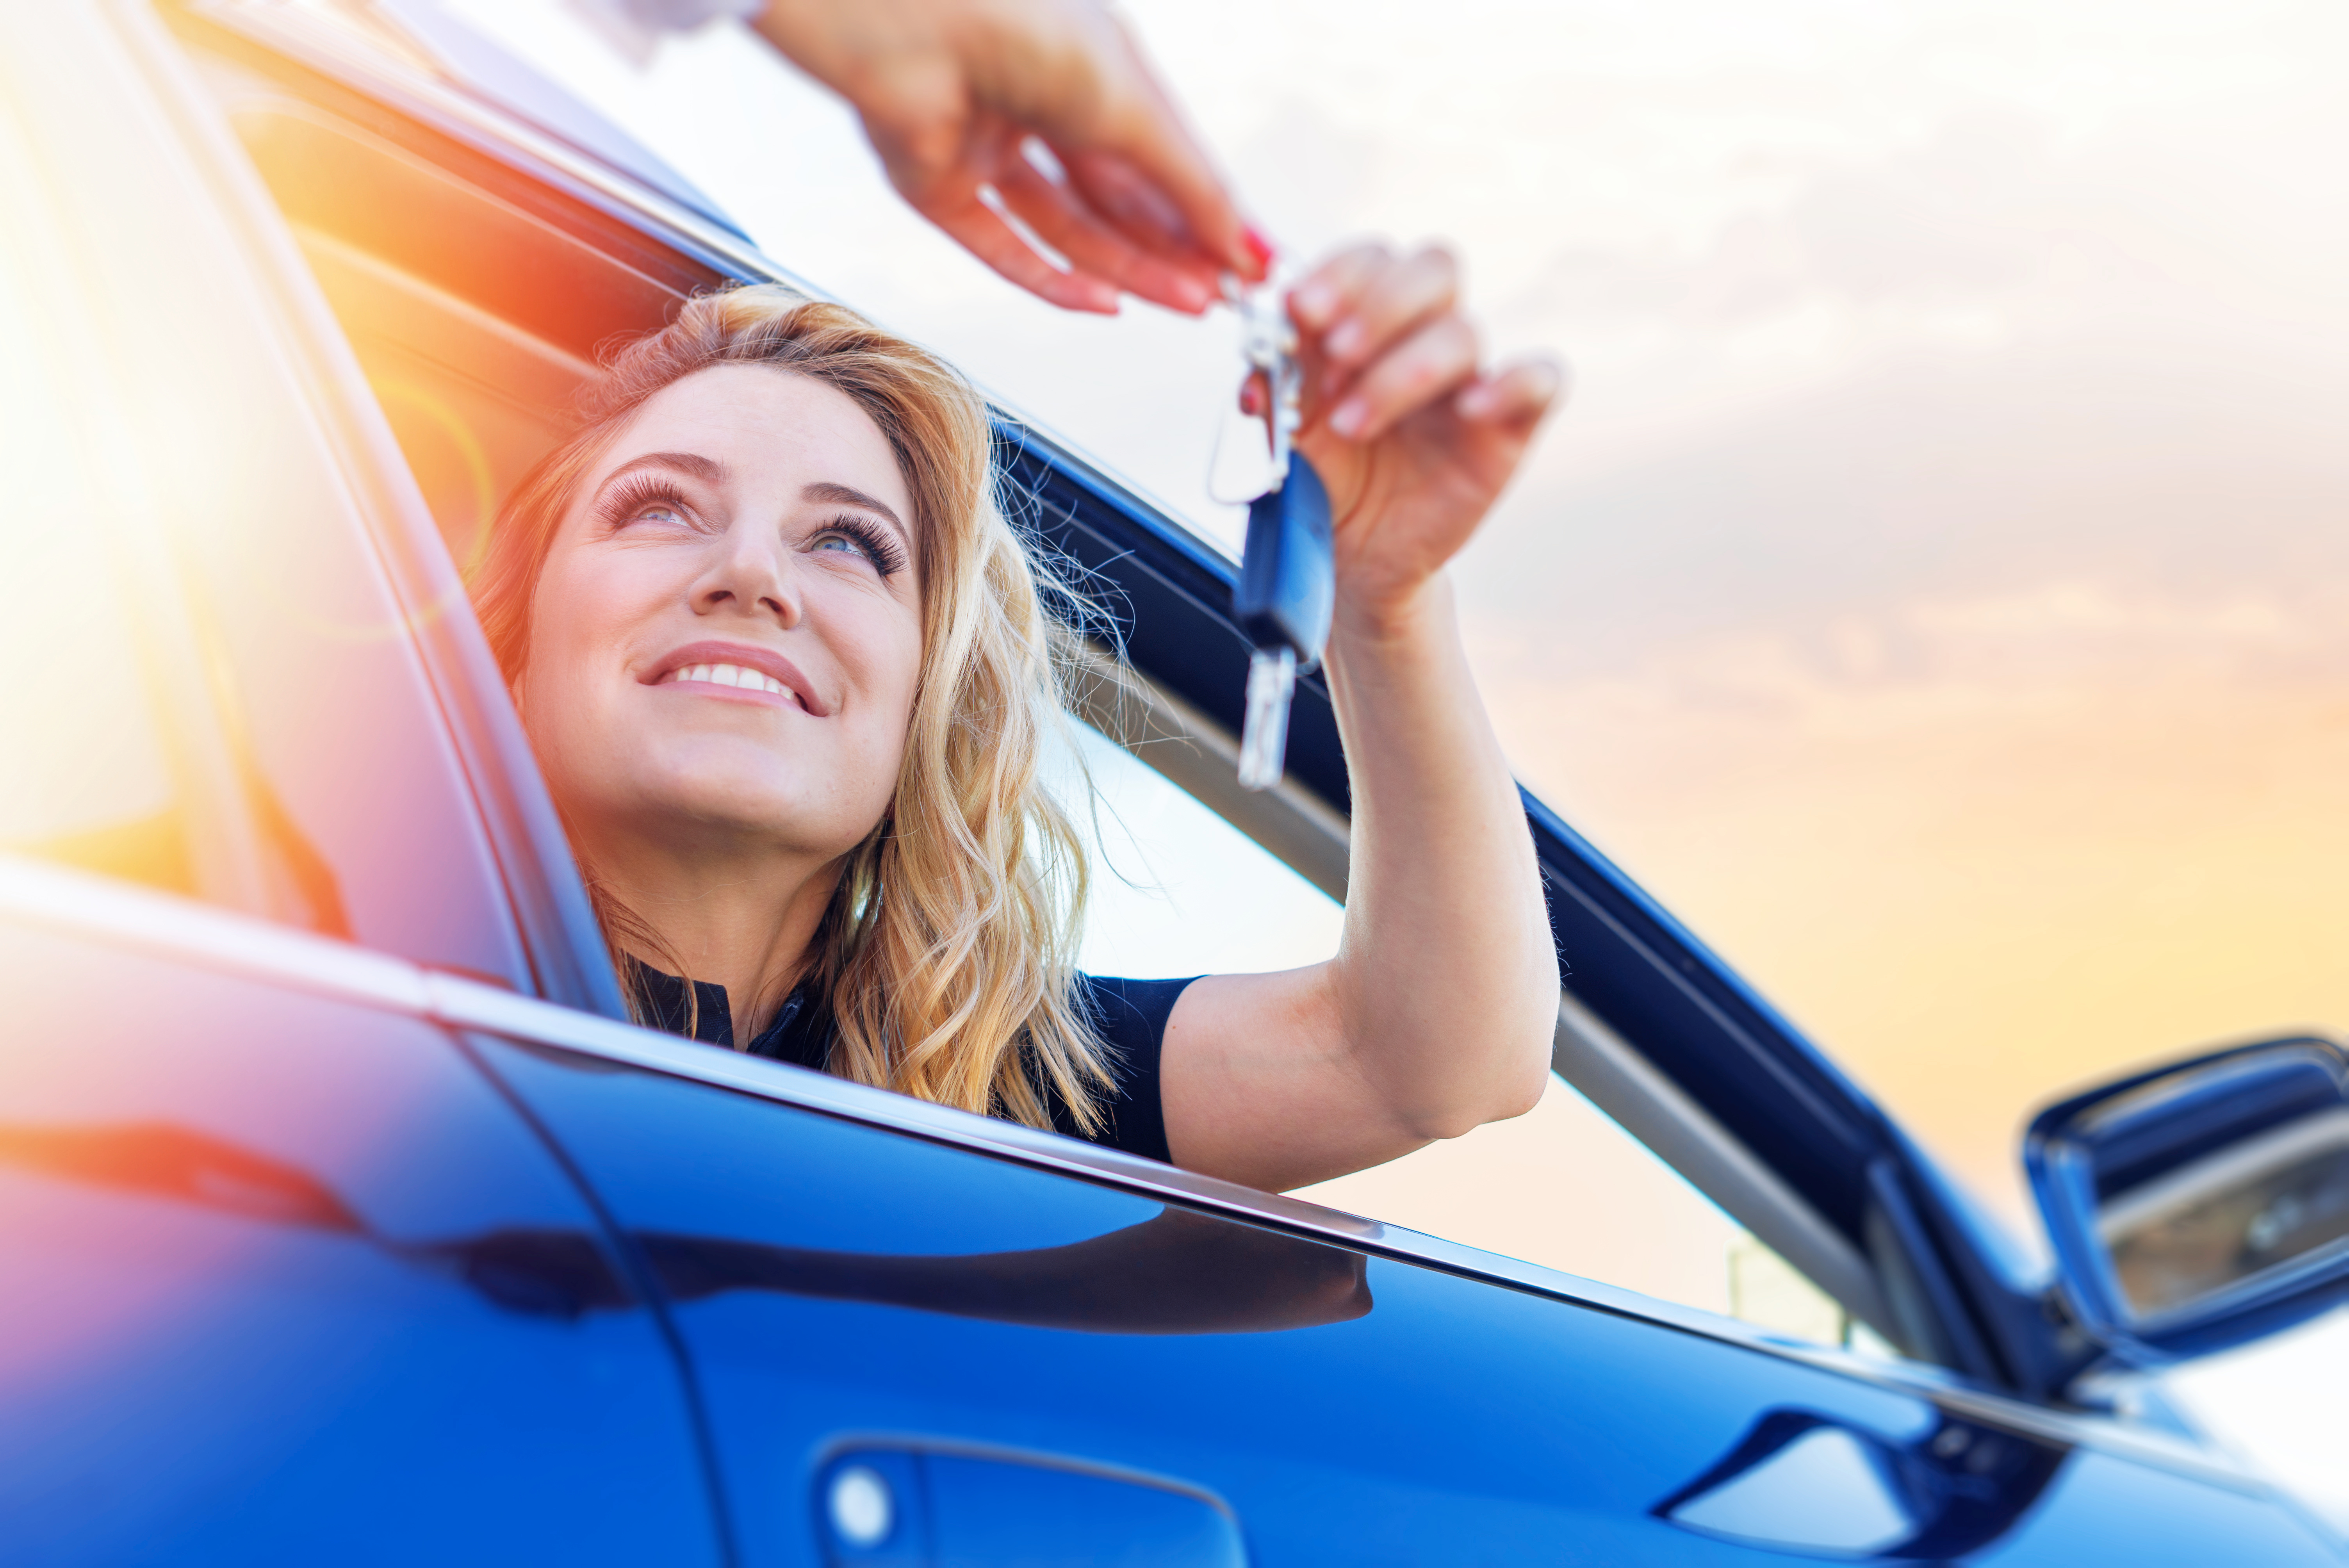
[0,852,2270,1498]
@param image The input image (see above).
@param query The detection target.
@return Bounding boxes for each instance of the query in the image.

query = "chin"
[639,755,888,855]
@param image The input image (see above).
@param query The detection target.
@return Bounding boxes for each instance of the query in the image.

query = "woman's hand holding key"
[1269,244,1565,643]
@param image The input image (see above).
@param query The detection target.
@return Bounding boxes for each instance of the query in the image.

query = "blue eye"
[811,513,908,577]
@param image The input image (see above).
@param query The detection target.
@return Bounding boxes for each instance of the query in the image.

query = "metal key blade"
[1237,646,1297,791]
[1222,270,1322,792]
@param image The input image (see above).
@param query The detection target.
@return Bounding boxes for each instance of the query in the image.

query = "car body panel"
[0,905,721,1563]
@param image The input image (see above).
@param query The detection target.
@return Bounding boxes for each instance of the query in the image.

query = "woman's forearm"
[1157,241,1566,1190]
[1323,574,1560,1140]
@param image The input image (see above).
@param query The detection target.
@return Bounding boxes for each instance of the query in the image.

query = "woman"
[471,246,1562,1194]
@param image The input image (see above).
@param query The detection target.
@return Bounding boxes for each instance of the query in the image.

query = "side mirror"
[2025,1035,2349,1364]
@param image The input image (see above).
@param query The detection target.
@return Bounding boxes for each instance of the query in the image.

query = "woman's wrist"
[1330,573,1453,661]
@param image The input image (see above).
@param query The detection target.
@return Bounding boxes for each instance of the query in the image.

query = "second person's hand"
[752,0,1266,315]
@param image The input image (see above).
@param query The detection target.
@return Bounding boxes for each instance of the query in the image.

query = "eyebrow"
[803,481,908,541]
[602,451,728,487]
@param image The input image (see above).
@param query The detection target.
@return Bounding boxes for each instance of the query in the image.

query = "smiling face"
[518,363,924,870]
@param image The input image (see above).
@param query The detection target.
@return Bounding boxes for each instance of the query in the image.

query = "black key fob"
[1233,454,1333,672]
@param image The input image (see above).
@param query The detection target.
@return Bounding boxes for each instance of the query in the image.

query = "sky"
[443,0,2349,1520]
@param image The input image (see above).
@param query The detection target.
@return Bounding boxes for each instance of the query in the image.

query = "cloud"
[1461,312,2349,683]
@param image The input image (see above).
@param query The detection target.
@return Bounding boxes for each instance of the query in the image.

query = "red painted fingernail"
[1241,223,1276,269]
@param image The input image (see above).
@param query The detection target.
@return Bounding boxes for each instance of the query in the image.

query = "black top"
[632,966,1197,1165]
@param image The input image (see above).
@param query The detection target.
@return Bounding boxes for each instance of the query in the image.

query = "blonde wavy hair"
[470,285,1115,1133]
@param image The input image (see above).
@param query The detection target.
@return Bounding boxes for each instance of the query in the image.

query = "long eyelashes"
[816,512,909,577]
[592,473,697,534]
[591,478,907,578]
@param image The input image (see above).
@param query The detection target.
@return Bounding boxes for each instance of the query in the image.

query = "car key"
[1228,282,1333,791]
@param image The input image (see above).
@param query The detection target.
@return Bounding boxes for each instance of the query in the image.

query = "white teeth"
[667,661,790,698]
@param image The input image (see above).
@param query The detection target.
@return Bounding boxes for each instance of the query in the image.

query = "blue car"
[3,2,2344,1562]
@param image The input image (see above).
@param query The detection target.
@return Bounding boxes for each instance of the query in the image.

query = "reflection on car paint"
[0,1119,637,1319]
[640,1205,1370,1335]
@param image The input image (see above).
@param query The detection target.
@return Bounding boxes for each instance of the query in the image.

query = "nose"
[689,520,801,627]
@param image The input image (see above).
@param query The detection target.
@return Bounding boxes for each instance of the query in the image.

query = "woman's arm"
[1160,243,1566,1194]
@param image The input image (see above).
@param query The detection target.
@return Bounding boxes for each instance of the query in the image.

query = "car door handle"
[1653,1408,2069,1559]
[817,1446,1247,1566]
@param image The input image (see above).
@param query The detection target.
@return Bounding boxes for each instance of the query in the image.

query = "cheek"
[517,546,638,735]
[876,604,928,725]
[828,592,926,753]
[530,545,645,677]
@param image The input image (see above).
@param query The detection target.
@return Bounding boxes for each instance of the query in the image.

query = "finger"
[1288,243,1396,331]
[1456,356,1570,428]
[995,157,1218,314]
[1061,148,1205,263]
[868,111,1119,311]
[1062,151,1267,283]
[915,185,1122,313]
[1080,18,1262,278]
[1318,245,1459,374]
[1323,315,1481,442]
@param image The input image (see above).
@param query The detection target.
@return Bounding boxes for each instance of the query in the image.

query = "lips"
[645,641,830,716]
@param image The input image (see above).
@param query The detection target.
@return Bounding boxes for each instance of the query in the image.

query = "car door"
[459,987,2338,1566]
